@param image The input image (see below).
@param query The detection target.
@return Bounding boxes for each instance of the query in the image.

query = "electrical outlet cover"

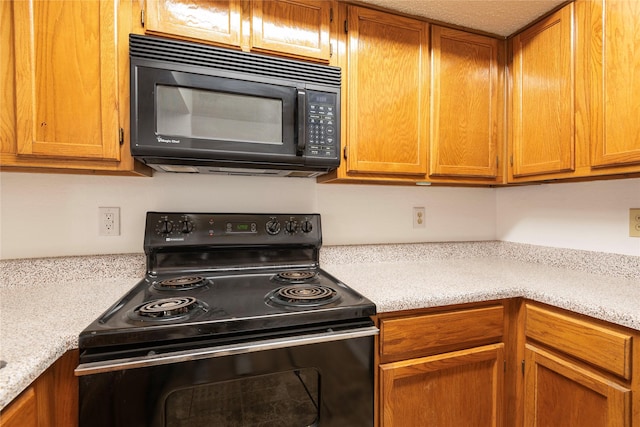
[99,207,120,236]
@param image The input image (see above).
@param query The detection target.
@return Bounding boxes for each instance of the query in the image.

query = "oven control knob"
[180,219,194,234]
[301,220,313,233]
[265,218,281,235]
[285,220,298,233]
[157,220,174,235]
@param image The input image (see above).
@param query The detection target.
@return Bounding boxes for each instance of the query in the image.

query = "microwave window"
[156,85,283,144]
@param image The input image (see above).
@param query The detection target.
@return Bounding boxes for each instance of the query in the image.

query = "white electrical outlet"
[630,208,640,238]
[413,207,426,229]
[99,207,120,236]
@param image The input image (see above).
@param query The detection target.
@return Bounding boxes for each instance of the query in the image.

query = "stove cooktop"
[79,213,376,360]
[80,268,375,350]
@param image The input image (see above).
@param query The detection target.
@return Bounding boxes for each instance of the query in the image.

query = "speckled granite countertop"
[1,242,638,410]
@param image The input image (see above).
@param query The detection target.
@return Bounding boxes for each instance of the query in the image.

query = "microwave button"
[325,126,335,136]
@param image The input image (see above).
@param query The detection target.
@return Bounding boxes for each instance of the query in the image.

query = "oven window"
[164,368,319,427]
[156,85,283,144]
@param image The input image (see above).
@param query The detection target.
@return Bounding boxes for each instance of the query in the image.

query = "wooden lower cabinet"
[522,302,635,427]
[377,300,639,427]
[0,350,78,427]
[0,387,37,427]
[377,303,507,426]
[380,343,504,427]
[524,344,630,427]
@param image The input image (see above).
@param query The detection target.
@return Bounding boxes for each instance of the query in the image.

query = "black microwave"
[130,35,341,177]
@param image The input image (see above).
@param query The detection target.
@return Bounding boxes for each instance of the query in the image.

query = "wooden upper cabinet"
[144,0,332,62]
[13,0,121,161]
[585,0,640,168]
[345,6,429,176]
[430,26,501,180]
[510,4,575,178]
[145,0,242,48]
[251,0,331,61]
[0,0,16,157]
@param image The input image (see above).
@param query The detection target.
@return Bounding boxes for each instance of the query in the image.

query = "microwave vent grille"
[129,34,341,88]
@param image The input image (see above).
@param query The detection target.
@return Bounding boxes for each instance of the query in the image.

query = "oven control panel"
[144,212,322,250]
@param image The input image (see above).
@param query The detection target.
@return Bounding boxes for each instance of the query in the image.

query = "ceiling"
[354,0,566,37]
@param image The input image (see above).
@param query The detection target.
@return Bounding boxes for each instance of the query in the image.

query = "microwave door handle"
[296,89,306,155]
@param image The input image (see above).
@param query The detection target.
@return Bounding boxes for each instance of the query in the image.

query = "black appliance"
[130,35,341,177]
[76,212,377,427]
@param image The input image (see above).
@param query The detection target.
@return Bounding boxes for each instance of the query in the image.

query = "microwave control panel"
[306,91,338,161]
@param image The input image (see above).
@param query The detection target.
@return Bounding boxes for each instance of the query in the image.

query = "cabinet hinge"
[510,155,514,167]
[521,359,525,375]
[140,9,145,27]
[330,42,333,58]
[119,128,124,146]
[496,156,499,168]
[330,8,334,23]
[344,20,348,34]
[343,145,348,160]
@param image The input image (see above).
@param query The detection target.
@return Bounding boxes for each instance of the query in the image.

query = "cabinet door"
[345,7,429,176]
[252,0,331,62]
[524,344,630,427]
[0,388,37,427]
[380,343,504,427]
[145,0,242,47]
[510,4,574,178]
[0,0,15,157]
[430,26,501,179]
[587,0,640,168]
[13,0,121,161]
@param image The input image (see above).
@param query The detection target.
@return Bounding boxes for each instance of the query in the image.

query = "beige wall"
[1,172,638,259]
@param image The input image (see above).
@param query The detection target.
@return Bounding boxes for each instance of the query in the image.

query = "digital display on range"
[226,222,257,233]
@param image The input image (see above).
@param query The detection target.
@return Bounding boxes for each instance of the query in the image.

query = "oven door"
[77,327,377,427]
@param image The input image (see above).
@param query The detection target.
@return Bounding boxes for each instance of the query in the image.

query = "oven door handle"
[74,326,379,376]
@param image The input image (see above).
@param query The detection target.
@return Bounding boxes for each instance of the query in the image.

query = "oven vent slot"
[129,34,341,88]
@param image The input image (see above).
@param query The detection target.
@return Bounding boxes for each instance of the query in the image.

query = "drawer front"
[525,304,632,379]
[380,305,504,361]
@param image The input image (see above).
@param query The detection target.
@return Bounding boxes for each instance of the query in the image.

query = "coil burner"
[273,271,319,284]
[153,276,209,291]
[133,297,202,320]
[267,284,339,308]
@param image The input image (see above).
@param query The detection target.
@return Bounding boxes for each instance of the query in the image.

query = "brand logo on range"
[157,136,181,144]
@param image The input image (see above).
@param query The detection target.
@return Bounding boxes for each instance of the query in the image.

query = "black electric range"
[77,212,377,369]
